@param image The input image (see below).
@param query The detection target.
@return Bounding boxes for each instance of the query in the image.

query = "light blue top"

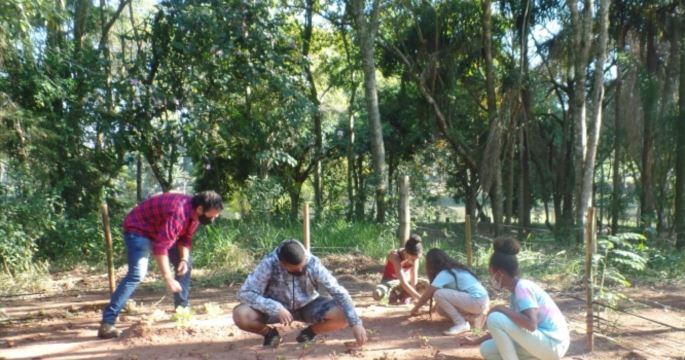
[509,279,569,343]
[431,268,488,299]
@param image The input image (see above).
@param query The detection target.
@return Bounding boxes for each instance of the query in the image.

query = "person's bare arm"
[410,258,419,287]
[410,286,436,315]
[176,244,190,276]
[155,254,182,292]
[390,254,421,300]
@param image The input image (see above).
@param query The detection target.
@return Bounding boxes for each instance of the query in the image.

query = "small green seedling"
[419,335,430,348]
[201,302,222,317]
[147,309,168,323]
[170,306,194,327]
[124,300,139,315]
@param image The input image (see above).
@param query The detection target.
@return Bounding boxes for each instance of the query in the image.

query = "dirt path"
[2,257,684,359]
[0,289,606,360]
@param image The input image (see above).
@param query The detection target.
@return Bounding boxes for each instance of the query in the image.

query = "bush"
[0,192,60,273]
[191,218,397,269]
[0,187,128,274]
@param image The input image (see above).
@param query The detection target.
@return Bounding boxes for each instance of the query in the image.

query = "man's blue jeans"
[101,233,192,325]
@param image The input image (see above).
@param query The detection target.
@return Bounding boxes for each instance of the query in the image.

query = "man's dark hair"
[278,239,306,265]
[191,190,224,211]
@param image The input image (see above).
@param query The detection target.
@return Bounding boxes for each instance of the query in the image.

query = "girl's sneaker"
[443,321,470,336]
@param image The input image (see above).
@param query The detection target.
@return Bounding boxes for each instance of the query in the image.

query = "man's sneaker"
[296,326,317,343]
[263,328,281,348]
[97,322,121,339]
[443,321,470,336]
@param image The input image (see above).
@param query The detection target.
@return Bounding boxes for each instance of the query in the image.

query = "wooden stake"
[399,175,410,246]
[303,202,310,251]
[585,207,596,352]
[465,214,473,267]
[100,203,115,295]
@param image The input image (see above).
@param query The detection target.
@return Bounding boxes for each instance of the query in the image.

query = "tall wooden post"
[465,214,473,267]
[303,202,311,251]
[100,203,115,295]
[585,207,596,351]
[399,176,410,245]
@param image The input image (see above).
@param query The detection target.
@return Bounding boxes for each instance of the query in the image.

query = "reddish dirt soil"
[1,255,683,360]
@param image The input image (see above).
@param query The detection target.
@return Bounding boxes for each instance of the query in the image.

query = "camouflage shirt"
[237,240,362,327]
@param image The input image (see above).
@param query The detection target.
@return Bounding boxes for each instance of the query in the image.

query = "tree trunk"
[465,169,477,222]
[655,20,680,234]
[567,0,593,242]
[676,22,685,249]
[611,28,626,235]
[355,155,366,220]
[482,0,502,235]
[506,133,515,225]
[579,0,610,242]
[146,154,172,192]
[518,124,526,236]
[302,0,323,221]
[340,24,358,221]
[136,153,143,202]
[521,96,532,229]
[517,0,532,232]
[289,182,304,221]
[350,0,387,223]
[347,113,356,220]
[641,23,658,229]
[167,145,176,190]
[493,166,503,235]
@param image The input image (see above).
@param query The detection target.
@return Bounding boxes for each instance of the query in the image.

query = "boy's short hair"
[278,239,306,265]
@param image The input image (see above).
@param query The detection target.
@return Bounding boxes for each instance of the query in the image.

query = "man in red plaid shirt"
[98,191,223,339]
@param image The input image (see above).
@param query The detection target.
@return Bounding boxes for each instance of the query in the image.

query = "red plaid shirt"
[123,193,200,256]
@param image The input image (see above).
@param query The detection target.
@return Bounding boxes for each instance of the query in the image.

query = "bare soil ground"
[1,254,684,360]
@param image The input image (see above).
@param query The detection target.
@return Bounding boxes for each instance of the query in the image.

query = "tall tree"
[676,13,685,250]
[580,0,610,236]
[480,0,503,234]
[567,0,610,240]
[348,0,388,222]
[301,0,324,220]
[640,15,659,229]
[611,1,629,235]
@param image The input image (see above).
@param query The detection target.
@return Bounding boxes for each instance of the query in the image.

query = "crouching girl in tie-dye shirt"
[461,238,569,360]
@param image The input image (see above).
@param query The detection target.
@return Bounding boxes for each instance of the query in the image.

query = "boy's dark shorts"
[260,296,338,324]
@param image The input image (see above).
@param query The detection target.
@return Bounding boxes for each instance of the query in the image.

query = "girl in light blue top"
[463,238,569,360]
[410,248,489,335]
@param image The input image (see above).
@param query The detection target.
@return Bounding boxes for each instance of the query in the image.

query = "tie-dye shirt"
[509,279,569,343]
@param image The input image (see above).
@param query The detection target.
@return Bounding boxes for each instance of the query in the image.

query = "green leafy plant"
[594,233,648,305]
[200,302,222,317]
[171,306,194,328]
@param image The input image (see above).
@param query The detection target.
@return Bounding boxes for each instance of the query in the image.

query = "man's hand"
[176,260,189,276]
[409,307,420,317]
[166,278,182,293]
[351,324,367,346]
[277,308,293,326]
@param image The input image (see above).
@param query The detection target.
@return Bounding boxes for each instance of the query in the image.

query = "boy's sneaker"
[263,328,281,348]
[443,321,470,336]
[97,322,121,339]
[296,326,317,343]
